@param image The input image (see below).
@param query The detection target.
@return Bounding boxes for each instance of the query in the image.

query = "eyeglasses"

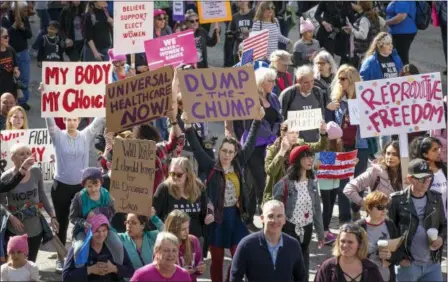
[412,176,432,183]
[113,62,125,67]
[1,35,8,39]
[316,61,328,65]
[221,149,235,156]
[156,17,166,21]
[169,171,185,179]
[375,205,387,211]
[338,77,347,81]
[188,19,199,24]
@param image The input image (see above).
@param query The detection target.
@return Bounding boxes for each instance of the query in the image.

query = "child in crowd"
[37,20,64,66]
[164,210,205,282]
[0,234,40,281]
[293,17,320,67]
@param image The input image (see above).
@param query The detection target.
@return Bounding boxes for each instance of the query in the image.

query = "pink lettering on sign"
[357,73,446,138]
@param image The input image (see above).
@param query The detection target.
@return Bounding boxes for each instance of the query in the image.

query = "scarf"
[120,232,154,269]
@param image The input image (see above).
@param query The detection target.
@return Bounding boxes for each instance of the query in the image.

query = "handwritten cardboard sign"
[41,62,111,118]
[287,109,322,131]
[178,67,260,123]
[106,66,174,133]
[197,1,232,24]
[110,138,156,216]
[145,30,197,70]
[113,2,154,55]
[356,72,446,138]
[347,99,360,125]
[0,129,56,181]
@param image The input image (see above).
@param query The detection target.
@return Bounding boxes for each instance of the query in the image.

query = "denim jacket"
[335,100,368,149]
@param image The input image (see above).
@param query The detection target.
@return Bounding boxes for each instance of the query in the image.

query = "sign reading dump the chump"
[106,66,174,133]
[177,67,260,123]
[110,138,156,216]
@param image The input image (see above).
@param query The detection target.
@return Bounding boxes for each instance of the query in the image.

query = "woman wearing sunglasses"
[356,191,401,282]
[0,27,20,99]
[108,48,134,82]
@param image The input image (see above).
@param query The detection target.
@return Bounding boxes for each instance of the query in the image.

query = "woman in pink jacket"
[344,140,403,207]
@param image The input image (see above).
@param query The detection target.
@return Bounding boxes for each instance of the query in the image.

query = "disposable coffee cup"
[377,240,389,267]
[427,228,438,244]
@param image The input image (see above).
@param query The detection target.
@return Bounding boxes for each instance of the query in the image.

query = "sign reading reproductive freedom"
[197,1,232,24]
[106,66,174,133]
[178,67,259,123]
[114,2,154,55]
[42,62,111,117]
[110,138,155,216]
[356,72,446,138]
[0,129,55,181]
[145,30,197,70]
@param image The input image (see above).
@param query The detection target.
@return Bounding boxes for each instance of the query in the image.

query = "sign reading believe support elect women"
[356,72,446,138]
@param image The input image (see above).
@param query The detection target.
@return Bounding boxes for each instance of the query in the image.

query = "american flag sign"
[316,150,358,180]
[241,49,254,66]
[242,30,269,61]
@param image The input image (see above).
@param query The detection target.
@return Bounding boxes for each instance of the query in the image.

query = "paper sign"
[0,129,56,181]
[348,99,360,125]
[197,1,232,24]
[172,1,185,21]
[287,109,322,131]
[178,67,260,123]
[110,138,156,216]
[106,66,174,133]
[145,30,197,70]
[113,2,154,55]
[357,72,446,138]
[41,62,111,117]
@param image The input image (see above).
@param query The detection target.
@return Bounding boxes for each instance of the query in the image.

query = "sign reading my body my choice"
[357,72,446,138]
[178,67,259,123]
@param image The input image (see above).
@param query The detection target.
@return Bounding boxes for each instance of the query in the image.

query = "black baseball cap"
[408,158,433,178]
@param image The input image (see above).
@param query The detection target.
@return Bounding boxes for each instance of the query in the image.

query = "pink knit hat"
[7,234,28,256]
[300,17,314,34]
[108,49,127,62]
[326,121,343,140]
[87,214,110,233]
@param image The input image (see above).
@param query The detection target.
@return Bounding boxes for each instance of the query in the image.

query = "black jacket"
[315,257,384,282]
[194,27,218,68]
[388,188,447,263]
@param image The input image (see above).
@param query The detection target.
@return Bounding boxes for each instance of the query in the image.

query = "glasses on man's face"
[412,176,432,183]
[189,19,199,24]
[169,171,185,179]
[221,149,235,156]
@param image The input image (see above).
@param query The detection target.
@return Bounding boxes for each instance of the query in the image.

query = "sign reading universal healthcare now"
[356,72,445,138]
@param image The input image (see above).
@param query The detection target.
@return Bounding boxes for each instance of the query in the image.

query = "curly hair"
[132,123,162,142]
[409,136,444,171]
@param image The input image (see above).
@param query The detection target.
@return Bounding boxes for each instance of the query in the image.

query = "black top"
[337,258,364,282]
[377,54,398,79]
[2,13,32,52]
[264,105,278,127]
[84,8,112,50]
[0,46,17,96]
[37,35,65,62]
[194,27,218,69]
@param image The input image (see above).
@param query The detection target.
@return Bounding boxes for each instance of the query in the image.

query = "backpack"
[415,1,431,30]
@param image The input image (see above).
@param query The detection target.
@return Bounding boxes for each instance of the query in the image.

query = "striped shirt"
[252,20,290,57]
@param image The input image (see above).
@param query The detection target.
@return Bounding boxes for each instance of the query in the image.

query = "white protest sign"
[41,62,112,118]
[287,109,322,131]
[113,2,154,55]
[348,99,360,125]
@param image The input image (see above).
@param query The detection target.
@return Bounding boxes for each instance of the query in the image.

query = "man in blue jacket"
[230,200,306,282]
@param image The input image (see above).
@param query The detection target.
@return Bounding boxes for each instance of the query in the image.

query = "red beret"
[289,145,311,164]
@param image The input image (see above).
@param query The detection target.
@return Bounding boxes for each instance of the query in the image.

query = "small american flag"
[241,49,254,66]
[242,30,269,61]
[316,150,358,180]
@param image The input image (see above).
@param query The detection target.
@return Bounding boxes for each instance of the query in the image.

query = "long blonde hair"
[163,157,203,202]
[5,106,28,130]
[330,65,361,102]
[164,210,194,266]
[364,32,393,60]
[254,1,275,23]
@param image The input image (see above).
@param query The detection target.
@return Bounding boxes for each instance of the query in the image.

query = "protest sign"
[106,66,174,133]
[41,62,111,117]
[356,72,445,138]
[347,99,360,125]
[110,139,156,216]
[178,67,260,123]
[197,1,232,24]
[0,129,55,181]
[287,109,322,131]
[145,30,197,70]
[172,1,185,21]
[317,150,358,179]
[113,2,154,55]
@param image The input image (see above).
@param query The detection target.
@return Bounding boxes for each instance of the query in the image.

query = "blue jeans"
[82,45,110,62]
[17,50,30,104]
[395,261,443,282]
[31,9,50,50]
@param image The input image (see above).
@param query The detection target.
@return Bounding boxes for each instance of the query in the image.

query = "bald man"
[0,92,16,130]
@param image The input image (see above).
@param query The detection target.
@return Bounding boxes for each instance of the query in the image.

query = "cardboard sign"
[145,30,197,70]
[347,99,360,125]
[113,2,154,55]
[41,62,112,117]
[356,72,446,138]
[178,67,260,123]
[106,66,174,133]
[197,1,232,24]
[110,139,156,216]
[0,129,56,181]
[287,109,322,131]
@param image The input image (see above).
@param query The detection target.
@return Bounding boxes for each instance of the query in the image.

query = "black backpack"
[415,1,431,30]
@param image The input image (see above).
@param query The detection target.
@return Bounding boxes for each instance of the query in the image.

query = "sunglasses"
[189,19,199,24]
[1,35,8,39]
[113,62,125,67]
[412,176,432,183]
[338,77,347,81]
[375,205,387,211]
[156,17,166,21]
[169,171,185,179]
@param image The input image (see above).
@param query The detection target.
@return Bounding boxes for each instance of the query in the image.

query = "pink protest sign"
[356,72,446,138]
[144,30,197,70]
